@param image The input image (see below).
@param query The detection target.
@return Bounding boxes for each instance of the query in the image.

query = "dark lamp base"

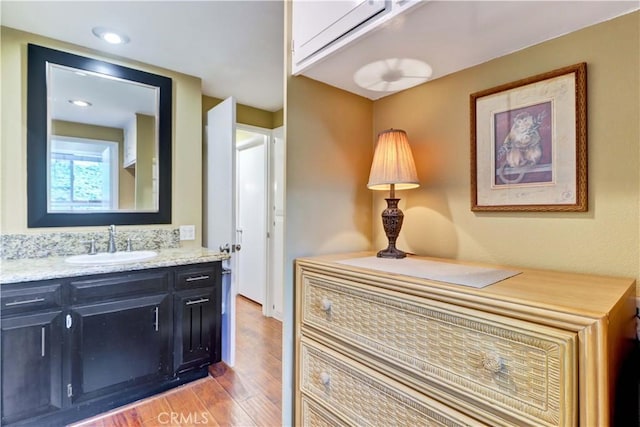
[377,197,407,259]
[377,246,407,259]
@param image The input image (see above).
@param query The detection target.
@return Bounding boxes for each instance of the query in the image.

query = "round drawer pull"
[320,371,331,386]
[320,297,332,312]
[481,353,504,373]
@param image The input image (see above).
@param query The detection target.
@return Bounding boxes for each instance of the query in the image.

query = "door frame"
[269,126,285,321]
[235,123,279,318]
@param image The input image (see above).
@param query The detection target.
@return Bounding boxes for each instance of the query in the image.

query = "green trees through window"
[49,137,118,211]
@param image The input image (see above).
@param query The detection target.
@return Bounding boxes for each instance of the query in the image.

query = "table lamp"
[367,129,419,259]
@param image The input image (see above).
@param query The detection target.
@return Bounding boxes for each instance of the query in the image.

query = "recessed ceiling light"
[92,27,130,45]
[354,58,432,92]
[69,99,92,107]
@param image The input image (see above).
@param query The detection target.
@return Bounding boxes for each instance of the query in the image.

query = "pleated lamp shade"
[367,129,419,191]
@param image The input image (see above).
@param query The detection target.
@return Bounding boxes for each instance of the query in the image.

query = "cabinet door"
[1,310,63,425]
[68,294,170,404]
[174,288,221,374]
[292,0,387,68]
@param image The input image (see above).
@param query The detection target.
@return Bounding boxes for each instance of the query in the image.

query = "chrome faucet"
[108,225,117,253]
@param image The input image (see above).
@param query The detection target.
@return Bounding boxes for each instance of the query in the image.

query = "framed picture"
[470,63,587,211]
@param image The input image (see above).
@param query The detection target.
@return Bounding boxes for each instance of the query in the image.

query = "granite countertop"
[0,247,230,284]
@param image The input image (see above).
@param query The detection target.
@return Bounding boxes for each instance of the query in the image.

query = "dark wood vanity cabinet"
[66,270,172,405]
[173,263,222,374]
[0,261,222,426]
[0,281,64,426]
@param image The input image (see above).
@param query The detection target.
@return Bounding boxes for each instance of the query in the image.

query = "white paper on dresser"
[337,257,520,288]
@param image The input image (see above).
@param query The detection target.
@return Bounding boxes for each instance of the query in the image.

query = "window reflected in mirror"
[49,136,119,211]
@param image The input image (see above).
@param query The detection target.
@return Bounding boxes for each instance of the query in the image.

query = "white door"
[237,139,267,304]
[205,97,238,367]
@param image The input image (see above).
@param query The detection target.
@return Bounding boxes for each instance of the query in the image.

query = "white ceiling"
[2,1,638,113]
[1,0,285,112]
[50,64,158,128]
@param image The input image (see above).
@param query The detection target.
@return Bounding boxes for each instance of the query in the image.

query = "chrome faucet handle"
[126,238,133,252]
[107,225,117,253]
[82,239,97,255]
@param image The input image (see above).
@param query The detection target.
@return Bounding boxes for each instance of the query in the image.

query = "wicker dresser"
[294,252,636,427]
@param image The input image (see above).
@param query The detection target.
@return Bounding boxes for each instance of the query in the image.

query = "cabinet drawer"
[70,270,170,303]
[300,337,484,427]
[175,264,218,290]
[1,281,62,315]
[301,273,577,427]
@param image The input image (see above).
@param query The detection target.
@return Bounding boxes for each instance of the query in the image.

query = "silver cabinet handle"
[154,307,159,332]
[5,297,45,306]
[186,298,210,306]
[41,327,46,357]
[185,275,210,282]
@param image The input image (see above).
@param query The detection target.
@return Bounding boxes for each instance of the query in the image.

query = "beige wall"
[372,12,640,281]
[134,114,156,210]
[1,27,203,247]
[286,75,374,263]
[273,108,284,128]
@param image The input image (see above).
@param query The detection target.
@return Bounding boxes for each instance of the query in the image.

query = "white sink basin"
[65,250,158,265]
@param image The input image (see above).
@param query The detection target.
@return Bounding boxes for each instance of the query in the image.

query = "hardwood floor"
[71,296,283,427]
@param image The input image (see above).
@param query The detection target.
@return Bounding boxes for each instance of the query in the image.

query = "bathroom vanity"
[0,248,226,427]
[295,252,636,427]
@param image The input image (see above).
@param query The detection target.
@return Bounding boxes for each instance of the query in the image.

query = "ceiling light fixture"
[92,27,130,45]
[354,58,432,92]
[69,99,92,107]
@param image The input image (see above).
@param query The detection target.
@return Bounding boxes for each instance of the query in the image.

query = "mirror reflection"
[48,64,159,212]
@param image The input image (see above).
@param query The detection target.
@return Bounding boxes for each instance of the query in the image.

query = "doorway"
[205,98,284,369]
[235,124,284,320]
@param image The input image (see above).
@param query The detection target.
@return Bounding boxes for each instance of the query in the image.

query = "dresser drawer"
[301,272,577,427]
[1,281,62,315]
[300,396,350,427]
[300,337,484,427]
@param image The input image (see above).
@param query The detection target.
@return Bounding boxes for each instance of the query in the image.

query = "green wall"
[202,95,283,129]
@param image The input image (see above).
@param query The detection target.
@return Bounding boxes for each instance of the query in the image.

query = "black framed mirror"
[27,44,172,227]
